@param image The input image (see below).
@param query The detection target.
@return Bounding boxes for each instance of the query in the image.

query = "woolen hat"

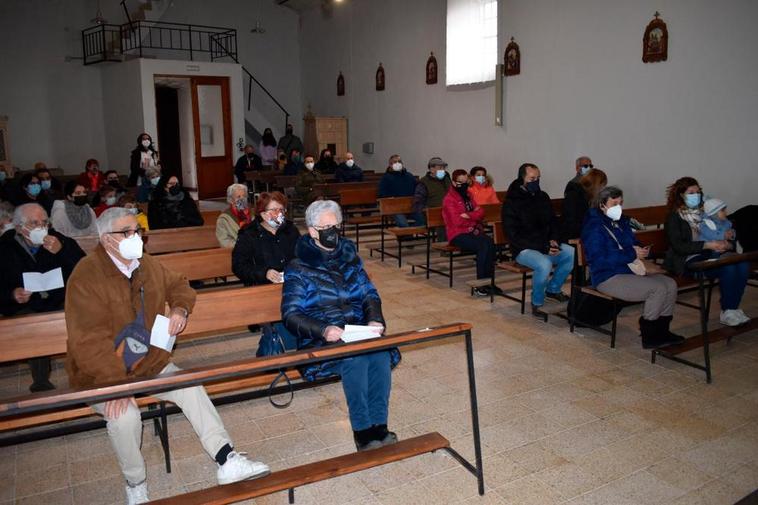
[703,198,726,217]
[427,157,448,169]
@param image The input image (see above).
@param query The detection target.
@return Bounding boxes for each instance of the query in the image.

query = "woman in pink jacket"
[442,169,498,296]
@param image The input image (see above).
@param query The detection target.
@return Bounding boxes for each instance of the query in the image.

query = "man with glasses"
[565,155,594,197]
[0,203,85,391]
[65,207,269,505]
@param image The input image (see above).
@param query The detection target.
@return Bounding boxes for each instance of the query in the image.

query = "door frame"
[190,76,233,199]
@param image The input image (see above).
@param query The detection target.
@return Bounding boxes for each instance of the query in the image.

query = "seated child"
[700,198,736,249]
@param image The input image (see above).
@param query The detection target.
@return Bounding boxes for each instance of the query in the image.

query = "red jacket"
[77,171,105,192]
[442,186,484,242]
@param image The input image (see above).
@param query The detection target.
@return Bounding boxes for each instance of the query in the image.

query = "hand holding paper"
[341,324,384,343]
[22,268,64,293]
[150,314,176,353]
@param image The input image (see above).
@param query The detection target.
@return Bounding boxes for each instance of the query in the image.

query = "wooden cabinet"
[303,113,348,159]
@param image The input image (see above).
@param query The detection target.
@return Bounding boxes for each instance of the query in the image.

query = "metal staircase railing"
[81,20,289,131]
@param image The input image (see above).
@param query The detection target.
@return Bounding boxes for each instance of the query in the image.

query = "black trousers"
[451,233,495,279]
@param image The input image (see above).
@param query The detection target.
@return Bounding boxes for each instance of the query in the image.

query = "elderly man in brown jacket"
[65,207,268,505]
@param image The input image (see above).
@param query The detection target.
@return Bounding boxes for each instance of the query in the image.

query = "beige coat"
[215,210,240,248]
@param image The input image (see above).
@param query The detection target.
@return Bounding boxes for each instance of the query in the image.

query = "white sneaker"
[735,309,751,324]
[217,451,270,485]
[125,481,149,505]
[720,310,743,327]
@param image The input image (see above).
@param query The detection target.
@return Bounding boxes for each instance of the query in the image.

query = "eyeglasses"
[25,220,50,228]
[265,207,286,215]
[107,227,144,239]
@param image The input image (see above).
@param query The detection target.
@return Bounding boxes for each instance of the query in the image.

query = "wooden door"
[191,76,232,199]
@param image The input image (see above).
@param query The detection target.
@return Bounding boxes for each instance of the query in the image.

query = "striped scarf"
[679,207,703,239]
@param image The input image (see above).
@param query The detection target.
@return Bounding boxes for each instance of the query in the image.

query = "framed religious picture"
[337,72,345,96]
[426,52,438,85]
[642,12,668,63]
[504,37,520,76]
[376,63,385,91]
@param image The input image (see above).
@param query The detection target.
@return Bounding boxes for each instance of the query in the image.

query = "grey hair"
[145,166,161,179]
[0,201,14,223]
[305,199,343,227]
[593,185,624,208]
[12,203,46,226]
[226,183,248,202]
[96,207,136,237]
[575,155,591,167]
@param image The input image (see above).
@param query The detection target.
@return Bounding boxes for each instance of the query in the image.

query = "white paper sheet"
[341,324,384,343]
[22,268,64,292]
[150,314,176,352]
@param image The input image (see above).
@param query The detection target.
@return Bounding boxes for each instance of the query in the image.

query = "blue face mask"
[475,175,486,185]
[525,180,540,194]
[684,193,701,209]
[40,180,52,191]
[435,169,446,180]
[27,183,42,197]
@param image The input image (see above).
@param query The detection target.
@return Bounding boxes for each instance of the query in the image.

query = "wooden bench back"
[551,198,564,216]
[200,209,222,224]
[635,228,668,258]
[491,221,509,246]
[496,190,507,202]
[274,175,299,188]
[425,207,444,228]
[624,205,669,227]
[0,284,283,363]
[378,196,414,216]
[155,248,233,281]
[144,225,219,254]
[481,203,502,223]
[313,181,380,199]
[339,187,378,207]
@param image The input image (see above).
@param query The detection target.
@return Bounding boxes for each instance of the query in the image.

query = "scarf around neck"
[64,200,93,230]
[679,207,703,239]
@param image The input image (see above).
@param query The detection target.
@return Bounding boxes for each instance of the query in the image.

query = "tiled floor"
[1,242,757,504]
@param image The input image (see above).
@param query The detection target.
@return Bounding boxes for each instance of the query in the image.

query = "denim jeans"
[686,253,749,310]
[393,212,425,228]
[451,233,495,279]
[516,244,575,306]
[333,351,392,431]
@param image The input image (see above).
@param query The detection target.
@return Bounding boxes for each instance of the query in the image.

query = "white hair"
[226,183,248,202]
[12,203,46,226]
[96,207,136,238]
[305,200,342,227]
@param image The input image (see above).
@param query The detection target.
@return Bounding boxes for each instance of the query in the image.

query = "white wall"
[299,0,758,208]
[100,60,145,173]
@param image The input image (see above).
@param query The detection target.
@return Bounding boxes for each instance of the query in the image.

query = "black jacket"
[559,180,589,243]
[663,210,704,275]
[147,190,204,230]
[129,147,158,186]
[234,153,263,183]
[335,163,364,183]
[232,219,300,285]
[8,190,54,215]
[501,179,559,257]
[0,229,85,316]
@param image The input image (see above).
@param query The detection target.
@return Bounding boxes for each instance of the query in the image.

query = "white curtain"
[446,0,498,85]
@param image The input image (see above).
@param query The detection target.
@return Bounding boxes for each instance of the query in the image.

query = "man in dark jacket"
[0,203,85,391]
[234,145,263,183]
[277,124,304,157]
[565,156,593,197]
[414,156,451,239]
[282,199,400,452]
[335,151,364,182]
[502,163,574,318]
[377,154,421,227]
[282,148,304,176]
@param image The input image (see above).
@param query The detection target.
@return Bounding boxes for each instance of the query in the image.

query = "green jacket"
[414,173,451,212]
[295,169,324,204]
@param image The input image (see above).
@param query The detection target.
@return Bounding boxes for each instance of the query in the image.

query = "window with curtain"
[446,0,498,86]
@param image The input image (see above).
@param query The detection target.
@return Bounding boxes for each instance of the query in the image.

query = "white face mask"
[141,139,151,148]
[605,204,623,221]
[150,176,161,186]
[105,196,117,206]
[117,234,144,260]
[345,159,354,168]
[27,226,48,245]
[580,165,591,176]
[391,162,403,172]
[305,162,315,170]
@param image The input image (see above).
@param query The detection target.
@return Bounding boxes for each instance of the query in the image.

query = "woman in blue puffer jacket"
[282,199,400,452]
[581,186,683,349]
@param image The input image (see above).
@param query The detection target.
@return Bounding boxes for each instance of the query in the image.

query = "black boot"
[640,317,684,349]
[28,357,55,393]
[659,315,686,345]
[373,424,398,447]
[353,427,382,452]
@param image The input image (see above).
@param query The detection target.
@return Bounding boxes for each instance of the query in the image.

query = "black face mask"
[73,195,88,206]
[455,183,469,196]
[317,226,340,249]
[169,185,182,196]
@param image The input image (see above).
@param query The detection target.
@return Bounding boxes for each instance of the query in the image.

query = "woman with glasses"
[232,192,299,286]
[281,200,400,452]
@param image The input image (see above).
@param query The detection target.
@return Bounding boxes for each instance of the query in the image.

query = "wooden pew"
[339,187,381,250]
[371,197,427,267]
[155,248,233,282]
[199,209,222,224]
[0,323,485,503]
[624,205,669,228]
[74,226,221,256]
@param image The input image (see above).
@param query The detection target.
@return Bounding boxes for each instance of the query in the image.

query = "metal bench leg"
[355,223,360,250]
[463,329,485,495]
[288,488,295,504]
[398,237,402,268]
[698,277,712,383]
[449,254,454,288]
[149,403,160,436]
[157,401,171,473]
[610,301,618,349]
[520,273,527,314]
[426,232,432,279]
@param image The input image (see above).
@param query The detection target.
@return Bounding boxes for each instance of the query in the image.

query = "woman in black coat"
[232,192,300,286]
[129,132,159,186]
[147,175,203,230]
